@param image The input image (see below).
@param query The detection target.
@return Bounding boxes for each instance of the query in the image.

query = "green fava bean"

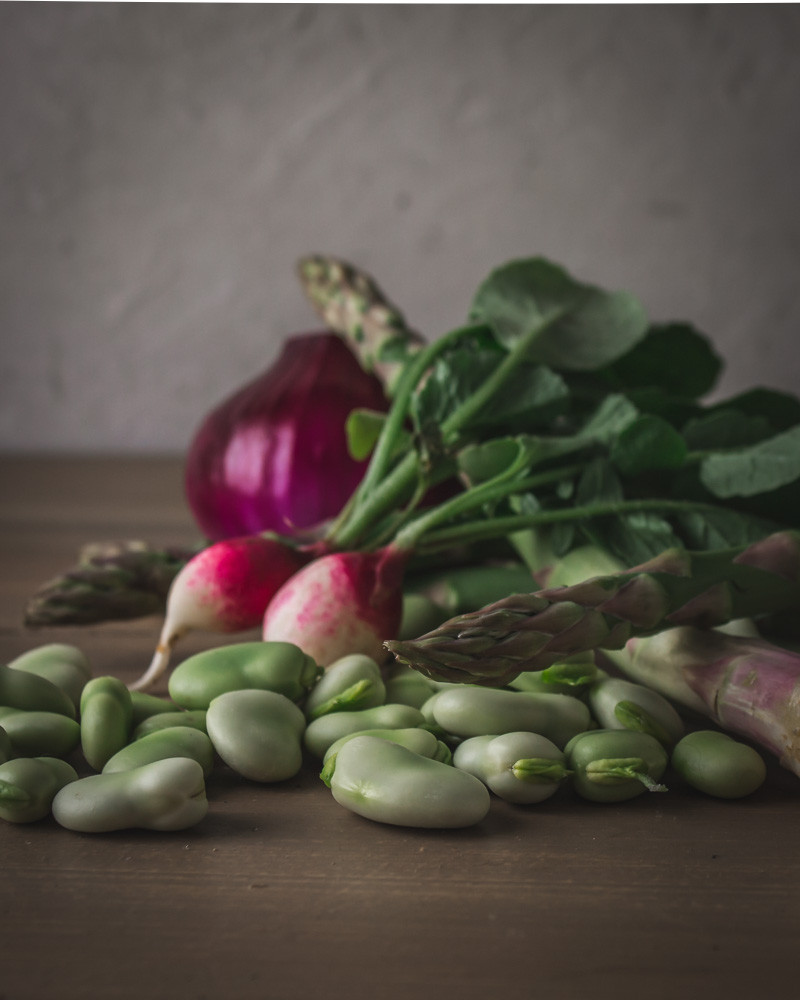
[206,690,305,782]
[80,677,133,771]
[0,662,76,719]
[0,709,81,758]
[320,727,451,785]
[132,710,207,741]
[588,677,684,747]
[130,691,178,729]
[0,725,13,764]
[328,735,490,828]
[8,644,91,713]
[103,727,215,777]
[52,757,208,833]
[453,732,569,804]
[0,757,79,824]
[431,688,591,748]
[304,654,386,721]
[671,730,767,799]
[304,704,424,759]
[565,729,669,802]
[384,667,439,710]
[168,641,321,710]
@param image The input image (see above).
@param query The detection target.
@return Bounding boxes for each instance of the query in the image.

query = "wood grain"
[1,456,798,1000]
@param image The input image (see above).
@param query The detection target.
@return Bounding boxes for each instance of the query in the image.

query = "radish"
[262,545,409,667]
[130,535,310,691]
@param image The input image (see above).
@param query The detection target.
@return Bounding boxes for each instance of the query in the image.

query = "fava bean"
[132,710,207,741]
[0,663,76,719]
[565,729,669,802]
[320,727,451,785]
[0,757,78,823]
[80,677,133,771]
[206,690,305,783]
[671,730,767,799]
[453,732,569,804]
[327,735,490,828]
[303,654,386,720]
[304,704,424,759]
[397,594,449,640]
[168,641,321,710]
[431,688,591,748]
[0,709,80,758]
[52,757,208,832]
[0,725,11,764]
[8,644,91,713]
[103,726,216,777]
[588,677,684,747]
[383,667,439,710]
[130,691,178,730]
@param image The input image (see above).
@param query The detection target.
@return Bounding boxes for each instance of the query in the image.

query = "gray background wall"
[2,4,799,453]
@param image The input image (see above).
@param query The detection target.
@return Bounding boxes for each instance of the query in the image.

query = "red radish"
[184,332,388,541]
[130,535,310,691]
[262,545,409,667]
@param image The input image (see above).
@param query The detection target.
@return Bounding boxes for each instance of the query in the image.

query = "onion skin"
[184,332,388,541]
[262,546,409,667]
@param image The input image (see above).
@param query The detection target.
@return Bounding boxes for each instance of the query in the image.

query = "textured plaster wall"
[2,4,799,452]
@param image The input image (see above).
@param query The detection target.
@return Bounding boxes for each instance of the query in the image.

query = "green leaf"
[682,409,774,450]
[457,438,523,485]
[584,513,682,567]
[574,394,640,446]
[601,322,723,399]
[700,425,800,498]
[411,347,501,429]
[611,415,688,476]
[622,387,702,428]
[469,258,649,371]
[345,409,388,461]
[576,459,623,506]
[675,508,780,551]
[708,388,800,432]
[472,364,569,430]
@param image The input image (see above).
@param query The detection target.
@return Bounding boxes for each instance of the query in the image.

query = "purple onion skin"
[185,332,388,541]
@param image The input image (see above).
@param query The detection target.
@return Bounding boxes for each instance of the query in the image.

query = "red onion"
[185,332,388,540]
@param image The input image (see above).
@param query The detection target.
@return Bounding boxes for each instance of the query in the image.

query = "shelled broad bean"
[0,639,775,834]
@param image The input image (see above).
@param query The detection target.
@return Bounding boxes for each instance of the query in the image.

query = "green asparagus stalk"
[296,254,425,393]
[385,531,800,686]
[24,541,198,627]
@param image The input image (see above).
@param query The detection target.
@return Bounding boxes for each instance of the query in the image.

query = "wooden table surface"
[1,456,799,1000]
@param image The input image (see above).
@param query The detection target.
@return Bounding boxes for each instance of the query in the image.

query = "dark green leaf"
[682,409,774,450]
[700,425,800,498]
[675,508,781,551]
[601,323,723,398]
[708,388,800,432]
[575,394,640,446]
[469,258,648,371]
[611,415,688,477]
[584,513,682,567]
[411,348,501,429]
[576,460,623,506]
[622,387,702,428]
[473,364,570,430]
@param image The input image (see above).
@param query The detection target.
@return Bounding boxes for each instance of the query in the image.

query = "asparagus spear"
[605,628,800,779]
[24,541,198,627]
[296,255,425,393]
[385,531,800,686]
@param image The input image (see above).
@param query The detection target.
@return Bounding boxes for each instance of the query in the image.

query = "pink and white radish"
[131,534,310,691]
[262,545,409,666]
